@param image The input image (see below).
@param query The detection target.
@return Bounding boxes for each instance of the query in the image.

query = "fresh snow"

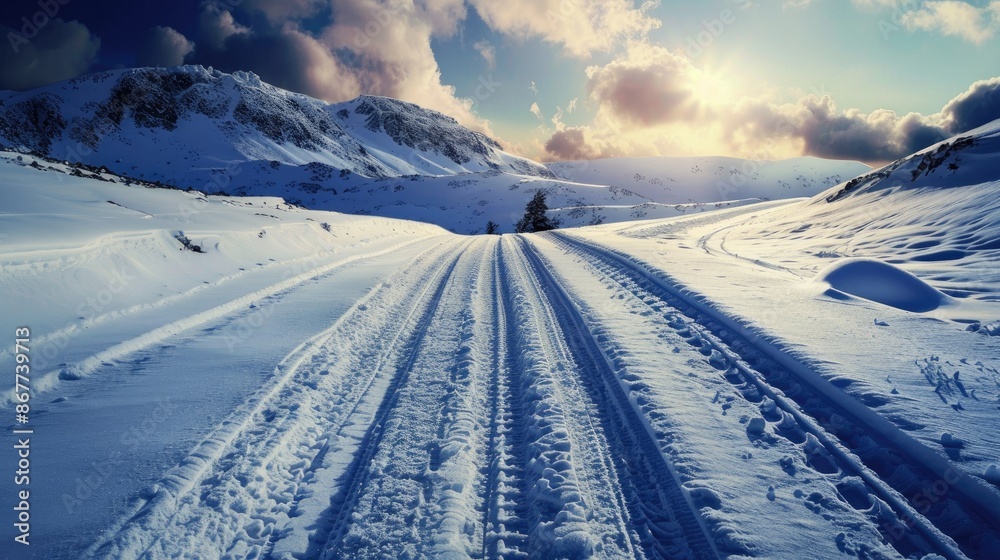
[2,101,1000,559]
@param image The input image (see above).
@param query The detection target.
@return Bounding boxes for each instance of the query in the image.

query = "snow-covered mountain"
[0,65,552,183]
[0,66,872,233]
[547,155,871,203]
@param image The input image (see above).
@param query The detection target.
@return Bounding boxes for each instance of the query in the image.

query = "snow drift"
[815,258,952,312]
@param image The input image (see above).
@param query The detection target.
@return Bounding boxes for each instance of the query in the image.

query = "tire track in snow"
[312,237,492,559]
[16,235,442,403]
[268,237,478,560]
[532,233,914,556]
[547,231,1000,560]
[0,234,404,366]
[85,237,470,560]
[479,240,532,558]
[505,235,648,558]
[511,236,718,560]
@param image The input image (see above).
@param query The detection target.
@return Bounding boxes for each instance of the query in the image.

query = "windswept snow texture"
[3,120,1000,560]
[0,66,868,234]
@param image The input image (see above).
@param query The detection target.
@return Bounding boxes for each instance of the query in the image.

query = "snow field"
[541,229,1000,559]
[87,237,473,559]
[5,119,1000,559]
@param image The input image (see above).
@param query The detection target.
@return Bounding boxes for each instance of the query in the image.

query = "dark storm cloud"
[723,78,1000,162]
[942,77,1000,134]
[237,0,327,23]
[0,18,99,90]
[189,4,359,102]
[731,95,950,162]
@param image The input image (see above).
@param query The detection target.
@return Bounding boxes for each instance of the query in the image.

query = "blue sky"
[2,0,999,163]
[431,0,1000,161]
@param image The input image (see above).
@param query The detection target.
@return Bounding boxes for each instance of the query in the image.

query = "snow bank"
[815,258,951,313]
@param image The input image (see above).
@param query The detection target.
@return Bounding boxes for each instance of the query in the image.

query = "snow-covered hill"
[699,117,1000,311]
[547,155,871,204]
[558,118,1000,559]
[278,169,771,233]
[0,66,873,233]
[0,65,552,183]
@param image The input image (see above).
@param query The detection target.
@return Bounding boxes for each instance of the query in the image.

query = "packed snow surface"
[2,119,1000,560]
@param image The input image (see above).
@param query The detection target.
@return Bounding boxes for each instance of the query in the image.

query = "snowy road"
[82,235,721,560]
[0,231,971,560]
[537,232,1000,559]
[5,224,998,559]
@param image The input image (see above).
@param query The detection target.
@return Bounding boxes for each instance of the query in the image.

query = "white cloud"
[193,0,493,136]
[585,42,704,126]
[900,1,1000,44]
[551,105,563,127]
[320,0,491,134]
[473,40,496,68]
[138,26,195,67]
[469,0,660,57]
[419,0,469,36]
[530,101,543,120]
[850,0,900,8]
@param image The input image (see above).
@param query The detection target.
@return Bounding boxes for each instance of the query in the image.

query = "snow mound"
[986,464,1000,485]
[816,258,951,313]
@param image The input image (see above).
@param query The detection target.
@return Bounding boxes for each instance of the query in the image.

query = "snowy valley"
[0,69,999,560]
[0,66,867,233]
